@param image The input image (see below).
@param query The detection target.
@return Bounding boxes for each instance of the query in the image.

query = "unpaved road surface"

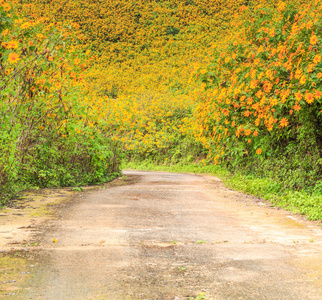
[11,170,322,299]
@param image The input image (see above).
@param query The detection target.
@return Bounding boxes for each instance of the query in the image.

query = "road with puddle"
[5,170,322,299]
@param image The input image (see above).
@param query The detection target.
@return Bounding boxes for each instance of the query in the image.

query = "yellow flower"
[256,148,262,155]
[299,75,306,85]
[21,22,31,29]
[277,1,286,12]
[295,69,302,79]
[6,40,19,49]
[270,98,278,106]
[1,29,8,36]
[8,52,20,64]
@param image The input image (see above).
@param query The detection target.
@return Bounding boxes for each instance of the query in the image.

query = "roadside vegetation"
[0,0,321,220]
[124,160,322,221]
[0,2,121,205]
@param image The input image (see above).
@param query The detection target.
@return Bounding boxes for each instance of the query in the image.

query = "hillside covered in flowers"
[1,0,321,218]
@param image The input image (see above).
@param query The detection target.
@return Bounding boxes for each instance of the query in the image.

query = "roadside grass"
[0,253,29,297]
[123,160,322,221]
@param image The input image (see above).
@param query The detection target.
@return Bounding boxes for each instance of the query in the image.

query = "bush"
[0,2,121,205]
[194,0,322,191]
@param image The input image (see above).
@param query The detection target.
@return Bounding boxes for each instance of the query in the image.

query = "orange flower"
[2,3,11,11]
[245,129,252,136]
[310,35,318,45]
[315,90,322,100]
[313,55,321,65]
[263,82,273,93]
[295,69,302,79]
[294,91,302,101]
[250,80,257,89]
[280,118,289,127]
[293,103,301,111]
[8,52,20,64]
[305,92,314,104]
[317,73,322,79]
[247,97,253,105]
[307,64,314,73]
[256,148,262,155]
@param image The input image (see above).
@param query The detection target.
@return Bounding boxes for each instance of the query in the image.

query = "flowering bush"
[193,0,322,189]
[0,2,120,203]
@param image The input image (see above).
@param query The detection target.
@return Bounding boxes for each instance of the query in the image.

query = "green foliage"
[0,4,121,205]
[192,0,322,198]
[124,160,322,220]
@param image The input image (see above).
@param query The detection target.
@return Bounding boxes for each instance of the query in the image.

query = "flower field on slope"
[18,0,246,161]
[1,0,321,218]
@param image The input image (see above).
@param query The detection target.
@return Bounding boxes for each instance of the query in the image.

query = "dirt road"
[10,170,322,299]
